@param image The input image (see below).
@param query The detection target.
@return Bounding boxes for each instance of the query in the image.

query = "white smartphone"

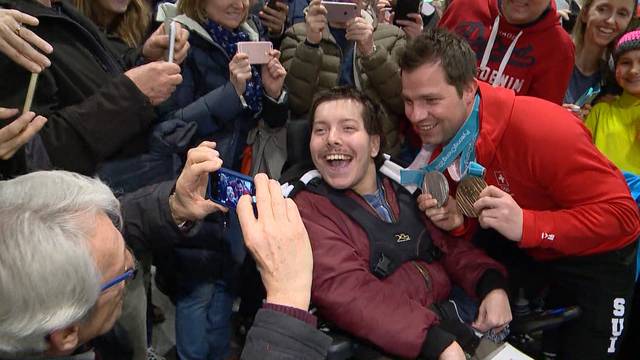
[167,21,176,63]
[237,41,273,64]
[322,1,358,23]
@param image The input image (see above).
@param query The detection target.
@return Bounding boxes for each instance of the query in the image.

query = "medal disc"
[422,171,449,208]
[455,176,488,218]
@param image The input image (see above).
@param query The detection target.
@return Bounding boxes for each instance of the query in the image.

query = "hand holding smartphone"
[322,1,358,23]
[237,41,274,64]
[394,0,422,25]
[207,168,256,209]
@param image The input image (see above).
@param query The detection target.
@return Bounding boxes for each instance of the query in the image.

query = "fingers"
[0,113,47,160]
[417,193,438,211]
[237,193,258,237]
[285,197,303,225]
[269,178,287,223]
[478,185,507,199]
[0,111,36,140]
[254,173,274,222]
[0,107,19,120]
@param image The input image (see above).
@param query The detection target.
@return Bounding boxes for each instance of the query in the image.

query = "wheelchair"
[321,303,582,360]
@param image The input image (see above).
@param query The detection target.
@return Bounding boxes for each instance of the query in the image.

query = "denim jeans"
[175,276,234,360]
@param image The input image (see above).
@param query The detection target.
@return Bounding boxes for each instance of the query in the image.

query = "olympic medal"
[455,176,488,218]
[422,171,449,208]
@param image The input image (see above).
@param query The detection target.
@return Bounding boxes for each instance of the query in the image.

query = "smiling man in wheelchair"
[291,87,512,360]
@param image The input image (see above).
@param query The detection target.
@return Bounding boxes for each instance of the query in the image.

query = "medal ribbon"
[401,95,484,186]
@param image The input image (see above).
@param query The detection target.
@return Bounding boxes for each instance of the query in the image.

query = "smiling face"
[402,61,477,146]
[582,0,634,48]
[616,49,640,96]
[500,0,550,25]
[310,99,380,195]
[205,0,250,30]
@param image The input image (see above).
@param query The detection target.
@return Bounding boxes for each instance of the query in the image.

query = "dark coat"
[0,0,155,178]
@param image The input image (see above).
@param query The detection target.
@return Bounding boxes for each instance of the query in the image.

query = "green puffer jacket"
[280,13,407,156]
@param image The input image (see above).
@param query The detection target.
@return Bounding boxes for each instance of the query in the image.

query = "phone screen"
[207,169,255,209]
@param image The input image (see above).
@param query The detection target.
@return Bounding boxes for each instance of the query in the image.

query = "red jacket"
[439,0,574,104]
[472,82,640,260]
[294,177,506,358]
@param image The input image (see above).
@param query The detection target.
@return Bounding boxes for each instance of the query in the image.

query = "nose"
[406,102,428,125]
[327,127,342,145]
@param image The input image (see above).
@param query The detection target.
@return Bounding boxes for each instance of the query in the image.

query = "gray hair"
[0,171,122,357]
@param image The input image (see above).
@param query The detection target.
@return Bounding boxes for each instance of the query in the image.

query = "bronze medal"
[422,171,449,208]
[455,176,488,218]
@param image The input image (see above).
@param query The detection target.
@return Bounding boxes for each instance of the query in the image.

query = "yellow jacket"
[585,92,640,174]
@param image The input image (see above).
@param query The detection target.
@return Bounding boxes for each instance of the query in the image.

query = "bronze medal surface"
[455,176,488,218]
[422,171,449,208]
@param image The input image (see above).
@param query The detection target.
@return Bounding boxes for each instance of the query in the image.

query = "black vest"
[306,178,442,279]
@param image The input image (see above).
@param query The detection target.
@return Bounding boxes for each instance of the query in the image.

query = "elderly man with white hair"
[0,142,331,360]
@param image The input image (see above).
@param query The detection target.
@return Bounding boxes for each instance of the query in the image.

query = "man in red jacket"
[438,0,574,104]
[400,28,640,359]
[293,86,512,359]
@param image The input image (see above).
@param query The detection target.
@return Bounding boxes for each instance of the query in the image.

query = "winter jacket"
[585,91,640,174]
[280,12,406,155]
[293,176,506,359]
[439,0,574,105]
[0,0,155,177]
[163,14,288,170]
[471,82,640,260]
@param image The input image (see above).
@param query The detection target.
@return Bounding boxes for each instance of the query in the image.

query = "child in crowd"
[585,29,640,175]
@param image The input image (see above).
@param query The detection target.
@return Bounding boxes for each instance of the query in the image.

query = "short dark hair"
[399,28,477,96]
[309,86,386,168]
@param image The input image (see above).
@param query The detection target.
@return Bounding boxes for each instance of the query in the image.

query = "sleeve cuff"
[476,269,508,300]
[263,303,317,327]
[420,325,456,360]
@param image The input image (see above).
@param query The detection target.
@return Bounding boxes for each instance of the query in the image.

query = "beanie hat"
[614,30,640,62]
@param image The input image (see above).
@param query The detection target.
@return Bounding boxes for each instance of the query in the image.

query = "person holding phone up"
[158,0,288,358]
[280,0,407,156]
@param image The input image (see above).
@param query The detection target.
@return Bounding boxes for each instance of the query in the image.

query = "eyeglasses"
[100,265,138,292]
[100,250,138,293]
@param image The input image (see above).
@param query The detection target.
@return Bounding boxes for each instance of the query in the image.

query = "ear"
[463,79,479,105]
[47,325,80,355]
[370,134,381,158]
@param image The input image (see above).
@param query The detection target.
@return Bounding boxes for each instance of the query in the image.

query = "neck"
[353,162,378,195]
[38,0,52,7]
[575,41,606,75]
[93,7,117,29]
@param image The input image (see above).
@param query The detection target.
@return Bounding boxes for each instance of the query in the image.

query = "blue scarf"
[205,20,263,114]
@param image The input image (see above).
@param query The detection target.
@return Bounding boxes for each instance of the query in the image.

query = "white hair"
[0,171,122,357]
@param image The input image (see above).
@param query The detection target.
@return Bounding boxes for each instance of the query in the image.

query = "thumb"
[478,185,506,199]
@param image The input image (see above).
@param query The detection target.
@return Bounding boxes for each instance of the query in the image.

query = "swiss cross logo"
[493,171,511,193]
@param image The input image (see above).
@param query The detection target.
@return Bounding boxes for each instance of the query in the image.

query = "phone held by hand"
[167,20,177,63]
[322,1,359,23]
[206,168,255,209]
[574,86,601,108]
[394,0,422,25]
[266,0,285,9]
[237,41,274,64]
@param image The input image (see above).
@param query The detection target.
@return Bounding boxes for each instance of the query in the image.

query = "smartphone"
[206,168,255,209]
[394,0,422,25]
[237,41,273,64]
[574,86,601,107]
[266,0,284,9]
[322,1,358,23]
[167,20,177,63]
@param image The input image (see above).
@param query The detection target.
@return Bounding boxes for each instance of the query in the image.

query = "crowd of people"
[0,0,639,360]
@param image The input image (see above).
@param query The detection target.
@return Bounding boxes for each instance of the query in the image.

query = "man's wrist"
[168,193,187,225]
[266,291,311,312]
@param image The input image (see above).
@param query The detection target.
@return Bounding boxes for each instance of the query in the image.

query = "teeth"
[598,27,614,34]
[419,123,437,131]
[326,154,351,161]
